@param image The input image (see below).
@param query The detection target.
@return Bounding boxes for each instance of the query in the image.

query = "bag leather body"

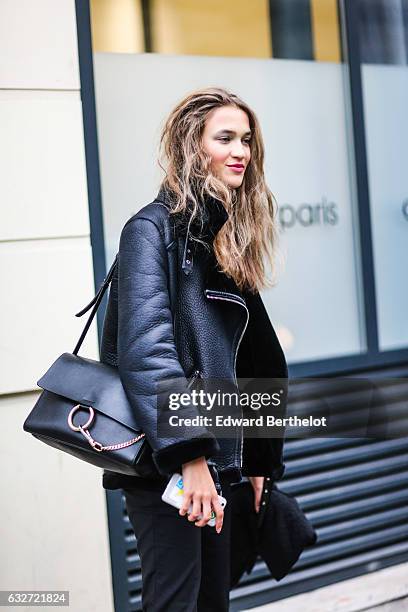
[100,186,289,489]
[23,239,162,477]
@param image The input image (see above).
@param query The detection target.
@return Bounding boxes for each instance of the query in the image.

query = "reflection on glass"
[91,0,364,364]
[358,0,408,350]
[91,0,341,62]
[91,0,145,53]
[359,0,408,65]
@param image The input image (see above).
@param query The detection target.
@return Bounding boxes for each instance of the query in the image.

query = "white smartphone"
[161,473,227,527]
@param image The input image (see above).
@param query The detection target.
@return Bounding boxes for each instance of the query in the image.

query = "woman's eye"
[218,137,251,144]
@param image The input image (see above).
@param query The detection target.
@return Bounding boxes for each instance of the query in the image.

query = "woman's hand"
[248,476,264,513]
[180,456,224,533]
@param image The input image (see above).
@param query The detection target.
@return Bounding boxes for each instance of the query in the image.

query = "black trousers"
[123,475,232,612]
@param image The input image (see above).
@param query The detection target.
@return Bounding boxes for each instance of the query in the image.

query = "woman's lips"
[226,164,245,173]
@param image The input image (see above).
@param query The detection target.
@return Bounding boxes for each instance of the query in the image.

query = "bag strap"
[72,253,118,355]
[72,215,179,356]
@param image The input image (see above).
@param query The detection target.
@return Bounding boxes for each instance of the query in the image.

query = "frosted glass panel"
[358,0,408,351]
[361,67,408,350]
[93,52,364,364]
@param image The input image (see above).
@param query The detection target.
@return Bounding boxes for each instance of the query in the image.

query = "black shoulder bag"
[23,254,157,477]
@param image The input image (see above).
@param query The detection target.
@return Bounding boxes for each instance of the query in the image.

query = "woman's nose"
[231,142,245,158]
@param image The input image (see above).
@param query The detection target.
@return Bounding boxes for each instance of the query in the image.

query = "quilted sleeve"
[117,215,220,475]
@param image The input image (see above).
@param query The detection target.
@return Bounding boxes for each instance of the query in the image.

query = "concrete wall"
[0,2,114,610]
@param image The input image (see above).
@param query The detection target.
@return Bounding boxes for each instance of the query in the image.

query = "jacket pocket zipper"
[187,369,203,389]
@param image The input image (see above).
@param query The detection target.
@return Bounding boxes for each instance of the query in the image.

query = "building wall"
[0,2,114,610]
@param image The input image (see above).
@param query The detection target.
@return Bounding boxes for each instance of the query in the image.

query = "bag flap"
[37,352,143,434]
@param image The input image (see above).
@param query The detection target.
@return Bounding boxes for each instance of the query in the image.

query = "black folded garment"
[230,479,317,587]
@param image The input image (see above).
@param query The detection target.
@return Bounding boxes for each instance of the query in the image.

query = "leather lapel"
[156,184,246,306]
[204,251,246,305]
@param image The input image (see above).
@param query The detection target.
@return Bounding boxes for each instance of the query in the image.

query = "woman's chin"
[224,176,244,189]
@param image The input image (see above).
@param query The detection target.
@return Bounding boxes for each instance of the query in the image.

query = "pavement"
[364,597,408,611]
[247,562,408,612]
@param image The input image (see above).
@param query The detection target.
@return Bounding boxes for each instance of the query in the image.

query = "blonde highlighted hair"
[158,86,280,293]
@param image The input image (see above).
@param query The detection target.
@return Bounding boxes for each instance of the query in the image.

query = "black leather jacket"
[100,186,288,490]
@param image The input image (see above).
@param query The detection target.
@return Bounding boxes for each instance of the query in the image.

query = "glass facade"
[90,0,374,366]
[80,2,408,609]
[358,0,408,350]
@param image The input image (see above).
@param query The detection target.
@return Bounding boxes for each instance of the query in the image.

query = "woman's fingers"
[179,491,192,517]
[254,487,262,513]
[194,494,212,527]
[180,458,223,529]
[211,496,224,534]
[180,491,223,531]
[188,492,204,522]
[249,476,264,513]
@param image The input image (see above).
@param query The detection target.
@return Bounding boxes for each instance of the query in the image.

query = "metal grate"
[229,366,408,610]
[106,367,408,611]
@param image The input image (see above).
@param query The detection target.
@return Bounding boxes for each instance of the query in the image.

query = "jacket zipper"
[204,289,249,469]
[187,369,203,389]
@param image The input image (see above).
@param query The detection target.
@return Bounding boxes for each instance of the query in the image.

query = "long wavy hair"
[158,87,281,293]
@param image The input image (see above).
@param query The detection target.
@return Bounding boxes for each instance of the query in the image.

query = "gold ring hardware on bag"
[68,404,95,431]
[67,404,145,453]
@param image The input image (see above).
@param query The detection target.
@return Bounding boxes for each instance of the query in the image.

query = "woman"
[100,87,288,611]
